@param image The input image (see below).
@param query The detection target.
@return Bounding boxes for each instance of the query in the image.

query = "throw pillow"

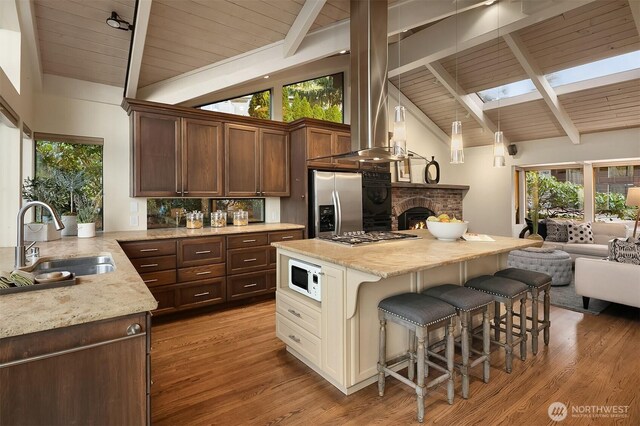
[546,219,569,242]
[567,222,594,244]
[608,237,640,265]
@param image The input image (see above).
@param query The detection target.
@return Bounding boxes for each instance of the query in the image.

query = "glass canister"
[211,210,227,228]
[186,211,203,229]
[233,210,248,226]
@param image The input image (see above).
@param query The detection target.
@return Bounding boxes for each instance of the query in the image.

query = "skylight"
[476,50,640,103]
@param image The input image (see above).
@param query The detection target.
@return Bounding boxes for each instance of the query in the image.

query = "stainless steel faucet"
[15,201,65,268]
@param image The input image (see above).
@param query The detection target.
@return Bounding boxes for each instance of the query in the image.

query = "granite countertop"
[272,229,538,278]
[0,223,304,339]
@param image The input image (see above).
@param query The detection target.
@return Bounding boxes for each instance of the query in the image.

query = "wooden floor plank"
[150,299,639,425]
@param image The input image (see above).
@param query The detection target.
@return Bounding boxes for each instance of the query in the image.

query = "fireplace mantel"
[391,182,469,191]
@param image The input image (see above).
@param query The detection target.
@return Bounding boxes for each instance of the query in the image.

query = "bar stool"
[464,275,529,373]
[494,268,552,355]
[378,293,457,423]
[422,284,493,399]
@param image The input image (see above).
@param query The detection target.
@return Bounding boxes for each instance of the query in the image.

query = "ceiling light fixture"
[493,0,506,167]
[263,75,270,79]
[484,0,496,5]
[450,0,464,164]
[106,11,133,31]
[392,33,407,159]
[339,49,347,54]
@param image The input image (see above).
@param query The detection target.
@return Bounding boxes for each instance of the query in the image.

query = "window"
[199,90,271,120]
[282,73,344,123]
[477,79,537,102]
[594,164,640,221]
[34,134,104,229]
[526,168,584,221]
[547,51,640,88]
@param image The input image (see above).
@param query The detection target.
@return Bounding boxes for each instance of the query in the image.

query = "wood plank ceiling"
[31,0,640,145]
[34,0,134,87]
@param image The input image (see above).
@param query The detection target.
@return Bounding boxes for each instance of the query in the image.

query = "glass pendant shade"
[450,120,464,164]
[493,130,506,167]
[392,106,407,158]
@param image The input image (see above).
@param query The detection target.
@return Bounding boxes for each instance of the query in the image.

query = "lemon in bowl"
[426,219,468,241]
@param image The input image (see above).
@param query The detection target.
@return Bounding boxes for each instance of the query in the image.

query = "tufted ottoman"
[507,248,572,286]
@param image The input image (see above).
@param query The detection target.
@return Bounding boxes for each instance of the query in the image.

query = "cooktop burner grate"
[317,231,419,246]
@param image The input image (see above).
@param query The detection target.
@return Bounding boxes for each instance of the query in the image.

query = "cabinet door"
[225,123,260,196]
[182,118,224,196]
[133,111,181,197]
[260,128,290,196]
[306,127,333,166]
[333,131,359,169]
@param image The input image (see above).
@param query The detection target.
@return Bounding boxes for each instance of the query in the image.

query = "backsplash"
[147,198,265,228]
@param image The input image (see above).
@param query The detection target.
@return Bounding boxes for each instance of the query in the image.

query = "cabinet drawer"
[178,263,226,283]
[140,270,176,287]
[130,255,176,273]
[178,237,225,267]
[227,233,268,249]
[227,247,269,275]
[121,240,176,259]
[268,230,304,244]
[150,287,178,314]
[227,271,268,300]
[276,291,321,337]
[276,313,321,366]
[179,278,225,307]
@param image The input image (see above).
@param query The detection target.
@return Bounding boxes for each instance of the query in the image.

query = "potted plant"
[53,170,86,236]
[21,177,65,241]
[527,171,544,242]
[75,191,102,238]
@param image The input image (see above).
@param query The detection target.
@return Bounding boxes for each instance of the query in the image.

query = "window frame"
[195,88,273,120]
[282,71,345,123]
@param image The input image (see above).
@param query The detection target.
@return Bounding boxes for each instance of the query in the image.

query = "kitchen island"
[272,230,538,395]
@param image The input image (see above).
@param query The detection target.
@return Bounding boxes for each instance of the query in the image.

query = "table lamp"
[626,187,640,238]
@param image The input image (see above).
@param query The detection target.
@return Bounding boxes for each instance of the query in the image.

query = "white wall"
[34,75,146,233]
[446,128,640,236]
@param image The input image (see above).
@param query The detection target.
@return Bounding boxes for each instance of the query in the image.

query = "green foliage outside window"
[248,90,271,120]
[281,73,344,123]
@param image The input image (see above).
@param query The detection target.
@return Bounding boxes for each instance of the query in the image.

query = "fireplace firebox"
[398,207,437,230]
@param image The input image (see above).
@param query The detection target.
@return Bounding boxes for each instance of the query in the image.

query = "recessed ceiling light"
[263,75,270,79]
[339,50,347,54]
[402,29,409,33]
[484,0,496,5]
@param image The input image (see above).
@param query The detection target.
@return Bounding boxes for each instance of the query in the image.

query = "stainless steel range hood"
[335,0,401,163]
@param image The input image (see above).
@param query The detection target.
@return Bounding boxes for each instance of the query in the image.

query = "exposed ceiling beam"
[388,0,597,78]
[426,61,509,142]
[504,32,580,144]
[137,0,488,104]
[125,0,152,98]
[15,0,42,91]
[283,0,326,58]
[630,0,640,36]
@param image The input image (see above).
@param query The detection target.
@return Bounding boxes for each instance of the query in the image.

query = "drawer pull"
[242,239,257,243]
[196,271,212,276]
[243,258,257,263]
[140,263,158,268]
[287,308,301,318]
[288,335,301,344]
[281,235,294,240]
[195,250,211,254]
[140,248,158,252]
[144,279,158,283]
[193,292,210,297]
[244,283,257,288]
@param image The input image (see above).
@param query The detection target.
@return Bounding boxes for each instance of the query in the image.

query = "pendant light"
[493,0,506,167]
[450,0,464,164]
[392,33,407,158]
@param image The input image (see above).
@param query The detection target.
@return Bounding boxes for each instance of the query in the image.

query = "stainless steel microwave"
[288,259,322,301]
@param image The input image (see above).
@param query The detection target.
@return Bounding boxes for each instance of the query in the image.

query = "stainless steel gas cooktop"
[317,231,419,246]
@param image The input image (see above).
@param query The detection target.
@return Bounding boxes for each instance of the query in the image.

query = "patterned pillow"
[567,222,594,244]
[608,237,640,265]
[546,219,569,242]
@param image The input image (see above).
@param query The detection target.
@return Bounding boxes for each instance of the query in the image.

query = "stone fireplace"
[391,183,468,231]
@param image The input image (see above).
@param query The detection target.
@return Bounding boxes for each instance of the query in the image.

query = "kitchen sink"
[30,255,115,277]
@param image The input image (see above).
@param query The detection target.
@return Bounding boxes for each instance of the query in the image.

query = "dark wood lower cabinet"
[0,313,150,425]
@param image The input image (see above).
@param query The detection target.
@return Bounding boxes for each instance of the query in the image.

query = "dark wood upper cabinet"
[132,111,181,197]
[182,118,224,197]
[260,128,289,196]
[333,131,359,169]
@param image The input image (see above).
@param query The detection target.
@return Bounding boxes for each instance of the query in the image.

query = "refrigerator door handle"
[334,190,342,235]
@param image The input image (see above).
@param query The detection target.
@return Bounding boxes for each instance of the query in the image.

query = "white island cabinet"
[273,229,538,395]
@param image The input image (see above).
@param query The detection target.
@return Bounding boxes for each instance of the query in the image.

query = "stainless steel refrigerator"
[309,170,363,238]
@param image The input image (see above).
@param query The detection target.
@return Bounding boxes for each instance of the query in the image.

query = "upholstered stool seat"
[422,284,493,399]
[465,275,529,373]
[495,268,552,354]
[507,249,571,286]
[377,293,456,423]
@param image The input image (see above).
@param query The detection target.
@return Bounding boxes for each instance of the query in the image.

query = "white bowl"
[426,221,468,241]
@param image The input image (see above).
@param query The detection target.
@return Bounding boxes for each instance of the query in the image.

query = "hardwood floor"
[150,299,639,425]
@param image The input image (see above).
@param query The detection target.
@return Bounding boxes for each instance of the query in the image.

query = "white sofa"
[575,257,640,309]
[544,222,631,262]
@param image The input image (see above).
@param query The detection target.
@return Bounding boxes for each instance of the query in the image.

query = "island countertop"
[0,223,304,339]
[272,229,539,278]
